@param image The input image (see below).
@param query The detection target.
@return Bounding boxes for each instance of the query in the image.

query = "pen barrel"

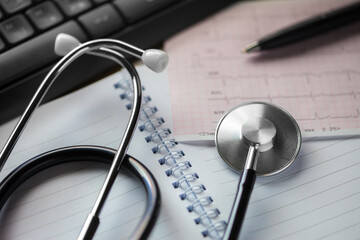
[223,169,256,240]
[259,1,360,49]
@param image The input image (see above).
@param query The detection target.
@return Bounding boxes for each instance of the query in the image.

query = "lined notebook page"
[179,136,360,239]
[0,67,211,239]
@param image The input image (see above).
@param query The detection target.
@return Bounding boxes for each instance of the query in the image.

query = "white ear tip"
[142,49,169,73]
[54,33,81,56]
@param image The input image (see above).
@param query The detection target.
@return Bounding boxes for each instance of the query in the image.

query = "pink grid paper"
[165,0,360,137]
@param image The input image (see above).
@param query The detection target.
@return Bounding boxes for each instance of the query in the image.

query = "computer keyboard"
[0,0,238,124]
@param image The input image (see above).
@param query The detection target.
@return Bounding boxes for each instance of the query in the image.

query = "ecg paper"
[165,0,360,139]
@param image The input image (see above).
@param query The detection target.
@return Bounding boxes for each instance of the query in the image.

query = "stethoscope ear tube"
[0,38,148,239]
[0,146,161,240]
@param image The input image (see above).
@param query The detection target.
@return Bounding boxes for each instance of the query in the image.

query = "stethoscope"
[0,33,168,240]
[0,33,302,240]
[215,102,302,239]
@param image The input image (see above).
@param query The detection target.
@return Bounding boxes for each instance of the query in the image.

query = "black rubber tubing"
[0,145,161,240]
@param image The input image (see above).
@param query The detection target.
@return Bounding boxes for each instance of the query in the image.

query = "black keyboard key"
[113,0,178,23]
[78,4,124,38]
[0,15,34,44]
[27,2,64,31]
[93,0,108,4]
[0,37,6,51]
[0,21,87,87]
[0,0,32,14]
[54,0,92,17]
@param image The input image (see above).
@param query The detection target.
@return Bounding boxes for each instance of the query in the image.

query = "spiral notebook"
[0,66,226,239]
[113,68,227,238]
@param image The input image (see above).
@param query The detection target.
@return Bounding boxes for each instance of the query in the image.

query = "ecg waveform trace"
[206,70,360,133]
[165,0,360,137]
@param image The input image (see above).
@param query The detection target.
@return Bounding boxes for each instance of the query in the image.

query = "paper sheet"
[165,0,360,140]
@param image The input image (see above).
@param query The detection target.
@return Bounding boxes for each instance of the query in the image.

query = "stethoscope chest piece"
[216,102,302,239]
[215,101,301,176]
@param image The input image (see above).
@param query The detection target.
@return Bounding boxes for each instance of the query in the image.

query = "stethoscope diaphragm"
[215,101,301,176]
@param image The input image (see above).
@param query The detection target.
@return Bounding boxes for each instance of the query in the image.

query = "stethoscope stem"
[223,145,259,240]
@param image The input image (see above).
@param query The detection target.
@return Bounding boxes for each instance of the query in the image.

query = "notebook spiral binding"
[114,72,227,239]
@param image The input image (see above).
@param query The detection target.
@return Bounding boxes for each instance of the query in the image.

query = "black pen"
[242,1,360,53]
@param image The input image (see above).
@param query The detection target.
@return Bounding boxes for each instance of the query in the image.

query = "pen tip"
[242,41,261,53]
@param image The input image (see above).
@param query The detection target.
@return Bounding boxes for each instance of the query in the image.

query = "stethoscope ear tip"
[142,49,169,73]
[54,33,81,56]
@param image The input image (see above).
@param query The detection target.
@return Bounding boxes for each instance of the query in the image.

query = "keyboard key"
[27,2,64,31]
[78,4,124,38]
[92,0,108,4]
[0,0,31,14]
[55,0,92,17]
[0,37,6,51]
[113,0,178,23]
[0,15,34,44]
[0,21,87,87]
